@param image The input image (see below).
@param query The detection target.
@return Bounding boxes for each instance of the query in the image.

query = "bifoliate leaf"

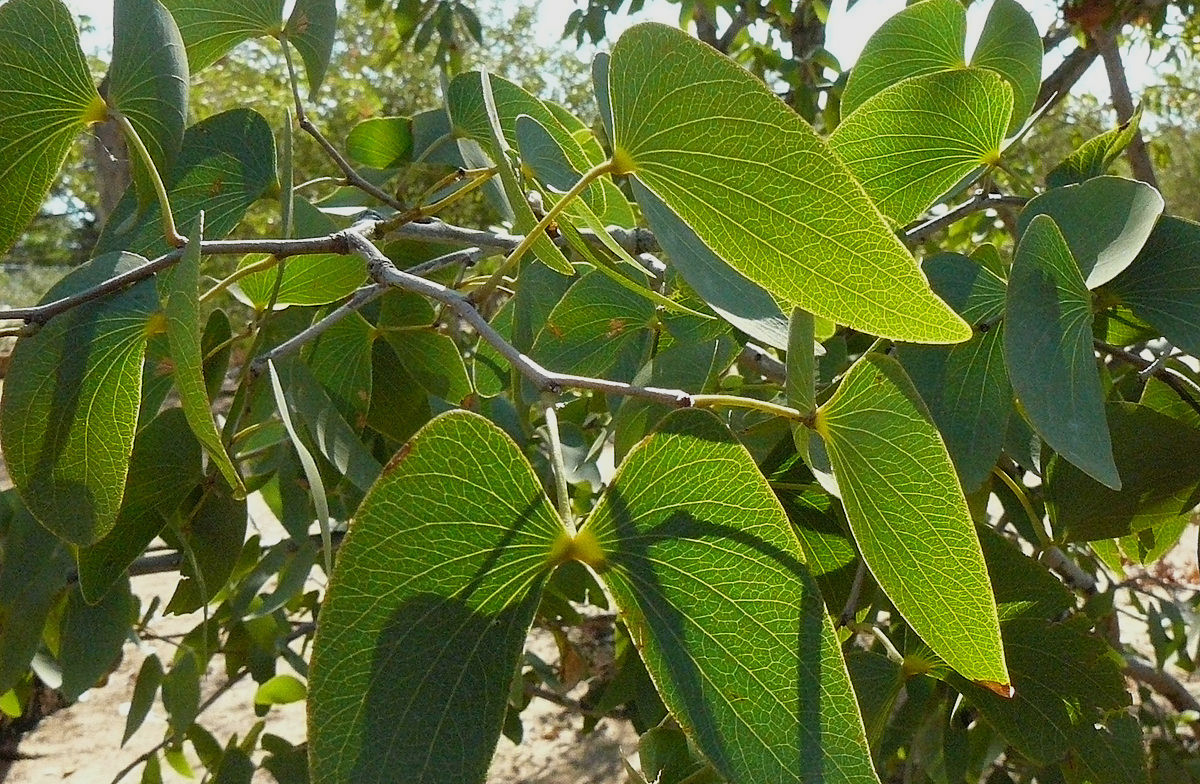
[896,253,1012,491]
[1017,177,1163,289]
[1046,108,1143,189]
[286,0,337,99]
[1004,215,1120,489]
[1045,403,1200,542]
[830,69,1012,226]
[815,353,1008,688]
[0,0,105,256]
[842,0,1040,135]
[109,0,189,210]
[608,23,969,344]
[1,253,156,545]
[75,407,203,603]
[346,116,414,169]
[159,0,283,72]
[1106,215,1200,356]
[309,411,565,784]
[582,409,879,784]
[159,217,243,494]
[96,108,277,258]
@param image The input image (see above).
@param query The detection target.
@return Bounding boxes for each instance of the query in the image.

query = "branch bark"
[1095,27,1159,188]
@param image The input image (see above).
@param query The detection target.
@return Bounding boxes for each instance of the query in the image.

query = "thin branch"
[251,284,387,373]
[346,231,693,407]
[1040,545,1099,596]
[1097,340,1200,418]
[1095,27,1159,188]
[1034,44,1101,117]
[903,193,1030,246]
[838,560,868,627]
[738,343,786,384]
[1124,657,1200,737]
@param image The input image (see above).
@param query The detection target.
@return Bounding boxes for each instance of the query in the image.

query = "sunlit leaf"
[609,23,968,343]
[346,116,414,169]
[160,0,283,72]
[816,353,1008,687]
[583,409,879,784]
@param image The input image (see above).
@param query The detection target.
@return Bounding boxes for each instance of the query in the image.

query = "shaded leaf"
[1107,215,1200,356]
[110,0,189,209]
[0,0,104,255]
[306,311,374,422]
[383,329,473,405]
[165,483,248,613]
[123,654,163,744]
[609,23,968,343]
[816,353,1008,686]
[1,253,156,545]
[1047,109,1143,188]
[583,409,879,784]
[1018,177,1163,289]
[309,411,564,784]
[59,580,135,701]
[1004,215,1119,488]
[286,0,337,99]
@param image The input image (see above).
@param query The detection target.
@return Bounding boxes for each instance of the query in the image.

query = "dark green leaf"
[1,253,156,545]
[162,648,201,735]
[0,0,104,255]
[59,580,135,700]
[1107,215,1200,356]
[1045,402,1200,541]
[830,69,1012,226]
[609,23,968,343]
[896,253,1011,490]
[96,108,276,258]
[76,407,204,603]
[1018,177,1163,288]
[286,0,337,99]
[110,0,189,209]
[159,0,283,72]
[309,411,564,784]
[383,329,473,405]
[817,353,1008,687]
[583,409,879,784]
[123,654,163,744]
[165,484,248,613]
[1005,215,1119,488]
[306,311,374,422]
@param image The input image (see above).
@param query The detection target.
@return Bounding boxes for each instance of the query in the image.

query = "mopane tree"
[0,0,1198,782]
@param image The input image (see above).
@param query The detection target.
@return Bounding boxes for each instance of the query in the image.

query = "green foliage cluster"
[0,0,1199,782]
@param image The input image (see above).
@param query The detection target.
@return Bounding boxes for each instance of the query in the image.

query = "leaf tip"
[976,680,1015,699]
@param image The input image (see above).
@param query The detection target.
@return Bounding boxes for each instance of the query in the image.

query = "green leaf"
[162,648,201,735]
[346,116,414,169]
[896,253,1012,490]
[971,0,1043,135]
[815,353,1008,687]
[308,411,565,784]
[530,270,655,382]
[165,483,248,613]
[306,311,374,422]
[59,580,135,701]
[383,329,473,405]
[238,200,367,308]
[1045,403,1200,542]
[830,69,1012,226]
[787,308,816,416]
[1004,214,1120,489]
[842,0,1040,135]
[1,253,156,545]
[286,0,337,99]
[840,0,966,118]
[110,0,189,209]
[159,217,244,494]
[76,407,204,603]
[1106,215,1200,356]
[268,360,331,568]
[123,654,164,744]
[159,0,283,72]
[1018,177,1164,289]
[633,180,789,350]
[254,674,306,706]
[609,23,969,344]
[582,409,879,784]
[96,108,277,258]
[0,0,104,256]
[0,496,73,694]
[1067,713,1148,784]
[1047,108,1143,188]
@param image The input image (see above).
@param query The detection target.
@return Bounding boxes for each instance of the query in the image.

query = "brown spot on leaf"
[605,319,627,338]
[383,442,413,475]
[976,680,1015,699]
